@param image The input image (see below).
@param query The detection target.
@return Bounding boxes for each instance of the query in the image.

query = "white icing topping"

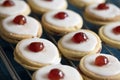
[0,0,28,16]
[81,0,105,4]
[18,38,61,64]
[61,30,97,51]
[32,0,67,10]
[103,22,120,41]
[2,15,40,36]
[88,3,120,18]
[84,54,120,76]
[35,64,82,80]
[45,10,83,27]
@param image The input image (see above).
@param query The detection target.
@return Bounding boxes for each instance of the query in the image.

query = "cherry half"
[96,3,109,10]
[112,26,120,35]
[95,55,109,66]
[54,12,68,20]
[71,32,88,43]
[28,42,44,52]
[13,15,26,25]
[2,0,15,7]
[48,68,64,80]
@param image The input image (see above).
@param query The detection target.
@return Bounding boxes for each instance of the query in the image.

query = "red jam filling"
[112,26,120,35]
[54,12,68,20]
[13,15,26,25]
[71,32,88,43]
[2,0,15,7]
[48,68,64,80]
[96,3,109,10]
[95,55,109,66]
[28,42,44,52]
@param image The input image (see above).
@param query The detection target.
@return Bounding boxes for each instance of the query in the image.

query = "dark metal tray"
[0,0,120,80]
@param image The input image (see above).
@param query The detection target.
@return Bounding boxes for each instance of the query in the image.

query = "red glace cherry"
[54,12,68,20]
[48,68,64,80]
[2,0,15,7]
[112,26,120,35]
[28,42,44,52]
[13,15,26,25]
[96,3,109,10]
[71,32,88,43]
[95,55,109,66]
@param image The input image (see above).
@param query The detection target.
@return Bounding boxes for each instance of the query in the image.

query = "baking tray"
[0,0,120,80]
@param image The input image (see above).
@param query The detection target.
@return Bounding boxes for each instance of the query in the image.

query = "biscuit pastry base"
[84,10,120,25]
[14,42,61,71]
[58,30,102,60]
[78,68,92,80]
[27,0,67,14]
[0,4,31,21]
[32,64,84,80]
[0,23,42,43]
[99,26,120,49]
[32,72,37,80]
[79,54,120,80]
[13,38,61,71]
[68,0,87,8]
[42,14,83,36]
[68,0,105,8]
[14,50,48,71]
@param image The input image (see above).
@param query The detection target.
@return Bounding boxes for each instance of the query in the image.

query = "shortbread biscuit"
[0,0,31,20]
[68,0,105,8]
[27,0,67,14]
[99,22,120,49]
[58,29,102,60]
[0,15,42,43]
[14,38,61,70]
[42,10,83,36]
[79,53,120,80]
[32,64,83,80]
[84,3,120,25]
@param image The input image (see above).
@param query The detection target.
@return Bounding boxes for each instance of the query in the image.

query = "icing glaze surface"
[32,0,67,10]
[88,3,120,18]
[81,0,105,3]
[18,38,61,64]
[35,64,82,80]
[61,30,98,51]
[0,0,28,16]
[2,15,40,36]
[45,10,82,27]
[84,54,120,76]
[103,22,120,41]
